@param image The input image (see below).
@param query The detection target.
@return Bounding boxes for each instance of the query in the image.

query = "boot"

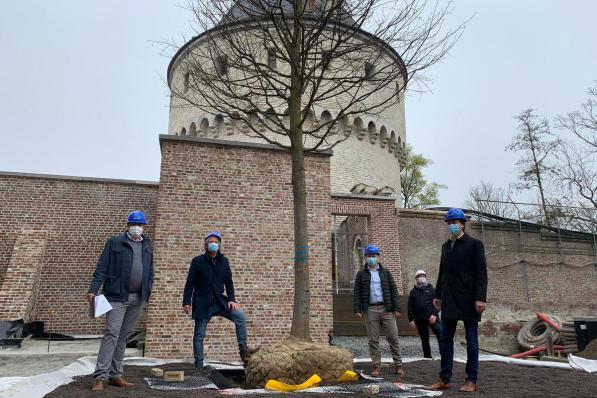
[92,379,107,391]
[394,365,405,376]
[108,377,134,388]
[425,380,452,390]
[459,381,477,393]
[240,345,260,364]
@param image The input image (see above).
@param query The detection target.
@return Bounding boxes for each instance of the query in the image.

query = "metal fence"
[332,215,368,293]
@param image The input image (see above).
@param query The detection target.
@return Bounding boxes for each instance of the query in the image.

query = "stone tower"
[166,1,407,198]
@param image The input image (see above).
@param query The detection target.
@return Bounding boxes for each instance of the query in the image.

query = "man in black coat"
[408,269,441,358]
[353,244,404,377]
[87,210,153,391]
[182,231,257,369]
[426,208,488,393]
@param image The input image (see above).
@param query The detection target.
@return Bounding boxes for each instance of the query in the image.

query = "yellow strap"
[264,374,322,391]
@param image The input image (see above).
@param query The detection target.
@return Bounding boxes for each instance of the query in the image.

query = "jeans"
[439,318,479,383]
[192,304,248,368]
[415,318,442,358]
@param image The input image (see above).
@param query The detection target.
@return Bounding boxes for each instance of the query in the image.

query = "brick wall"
[0,230,46,322]
[398,208,597,335]
[331,195,402,293]
[0,172,158,334]
[144,136,333,360]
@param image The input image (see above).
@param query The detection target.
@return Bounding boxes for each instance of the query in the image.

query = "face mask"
[207,242,219,253]
[366,257,378,267]
[128,226,143,238]
[448,224,461,235]
[417,277,427,285]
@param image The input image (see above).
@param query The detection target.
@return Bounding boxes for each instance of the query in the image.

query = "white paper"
[93,295,113,317]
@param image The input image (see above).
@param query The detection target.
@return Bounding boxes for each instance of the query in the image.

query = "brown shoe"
[240,345,260,365]
[425,380,452,390]
[108,377,134,388]
[459,381,477,393]
[92,379,107,391]
[370,365,381,377]
[394,366,405,376]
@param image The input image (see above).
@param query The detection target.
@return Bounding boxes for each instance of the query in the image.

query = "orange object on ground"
[536,312,561,331]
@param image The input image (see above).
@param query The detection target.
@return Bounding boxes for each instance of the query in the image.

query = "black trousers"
[415,318,442,358]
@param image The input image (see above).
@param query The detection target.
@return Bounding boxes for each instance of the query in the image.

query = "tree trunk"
[288,1,310,340]
[289,138,311,340]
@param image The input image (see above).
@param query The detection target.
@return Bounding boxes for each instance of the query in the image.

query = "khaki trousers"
[364,305,402,366]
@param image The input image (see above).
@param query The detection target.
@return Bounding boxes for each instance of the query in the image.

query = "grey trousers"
[93,293,144,380]
[364,305,403,366]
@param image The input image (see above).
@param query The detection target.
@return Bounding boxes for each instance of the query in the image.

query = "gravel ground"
[332,335,468,360]
[46,360,597,398]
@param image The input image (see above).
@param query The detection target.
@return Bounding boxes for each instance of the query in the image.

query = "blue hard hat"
[445,208,466,222]
[127,210,147,224]
[364,244,380,255]
[204,231,222,242]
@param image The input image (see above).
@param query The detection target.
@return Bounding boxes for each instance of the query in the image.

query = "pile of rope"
[517,313,562,351]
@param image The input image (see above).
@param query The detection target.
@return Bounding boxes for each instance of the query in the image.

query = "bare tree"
[550,142,597,232]
[400,144,445,208]
[167,0,464,339]
[465,181,515,219]
[557,82,597,152]
[506,109,559,225]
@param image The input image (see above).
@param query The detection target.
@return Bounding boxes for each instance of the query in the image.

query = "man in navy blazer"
[182,231,257,368]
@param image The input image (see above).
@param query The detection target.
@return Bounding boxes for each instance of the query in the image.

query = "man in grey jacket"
[87,210,153,391]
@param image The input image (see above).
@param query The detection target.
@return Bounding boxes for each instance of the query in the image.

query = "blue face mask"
[448,224,461,235]
[207,242,219,253]
[366,257,378,267]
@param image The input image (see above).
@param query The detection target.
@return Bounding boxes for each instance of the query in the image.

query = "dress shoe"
[370,365,381,377]
[459,381,477,392]
[394,365,405,376]
[425,380,452,390]
[92,379,107,391]
[108,377,134,388]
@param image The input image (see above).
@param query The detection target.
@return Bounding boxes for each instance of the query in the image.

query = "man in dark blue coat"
[426,208,488,393]
[87,210,153,391]
[182,231,257,369]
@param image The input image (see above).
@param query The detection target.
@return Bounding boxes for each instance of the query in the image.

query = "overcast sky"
[1,1,596,207]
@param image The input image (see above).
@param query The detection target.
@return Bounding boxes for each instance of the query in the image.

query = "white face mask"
[416,276,427,285]
[129,225,143,238]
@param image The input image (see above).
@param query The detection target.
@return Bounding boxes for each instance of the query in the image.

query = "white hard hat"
[415,269,427,278]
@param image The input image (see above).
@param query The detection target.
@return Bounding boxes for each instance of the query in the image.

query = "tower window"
[267,48,277,69]
[365,63,375,80]
[215,55,229,76]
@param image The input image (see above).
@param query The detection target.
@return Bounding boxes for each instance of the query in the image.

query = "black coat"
[407,283,439,322]
[435,233,488,321]
[353,264,401,314]
[88,233,153,303]
[182,252,236,320]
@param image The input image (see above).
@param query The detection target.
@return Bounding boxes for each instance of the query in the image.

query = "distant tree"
[465,181,516,218]
[557,82,597,152]
[550,142,597,232]
[506,109,559,225]
[400,144,446,208]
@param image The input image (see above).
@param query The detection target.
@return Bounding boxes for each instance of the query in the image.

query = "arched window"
[180,127,187,136]
[200,118,209,134]
[189,122,196,137]
[183,73,190,93]
[214,114,224,134]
